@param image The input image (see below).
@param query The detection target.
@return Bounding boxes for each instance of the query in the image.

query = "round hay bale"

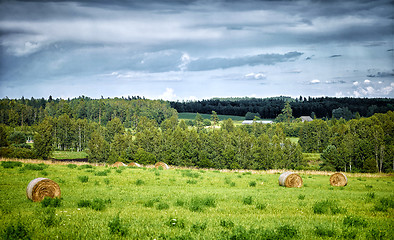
[278,172,303,188]
[113,162,126,167]
[128,162,141,167]
[154,162,169,170]
[330,172,347,186]
[26,178,61,202]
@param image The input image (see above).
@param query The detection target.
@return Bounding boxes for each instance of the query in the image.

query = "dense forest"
[170,96,394,119]
[0,96,393,173]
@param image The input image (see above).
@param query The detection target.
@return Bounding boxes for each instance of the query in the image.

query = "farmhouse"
[242,120,273,125]
[300,116,313,122]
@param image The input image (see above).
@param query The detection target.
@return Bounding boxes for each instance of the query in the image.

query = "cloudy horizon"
[1,0,393,100]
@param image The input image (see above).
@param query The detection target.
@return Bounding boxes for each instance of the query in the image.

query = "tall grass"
[0,163,392,239]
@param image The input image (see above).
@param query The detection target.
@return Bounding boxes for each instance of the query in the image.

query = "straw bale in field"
[26,178,61,202]
[128,162,141,167]
[113,162,127,167]
[330,172,347,186]
[155,162,169,170]
[278,171,303,188]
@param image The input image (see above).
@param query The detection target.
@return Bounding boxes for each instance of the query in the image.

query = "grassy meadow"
[0,160,393,239]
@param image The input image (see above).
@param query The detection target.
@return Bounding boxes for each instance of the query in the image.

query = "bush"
[276,224,298,239]
[22,163,48,171]
[189,196,216,212]
[3,220,30,240]
[186,179,197,184]
[135,179,144,185]
[78,175,89,183]
[313,200,344,214]
[156,202,170,210]
[314,224,337,237]
[182,171,200,178]
[67,164,77,169]
[41,197,62,208]
[40,207,60,227]
[95,170,108,176]
[77,198,110,211]
[256,202,267,210]
[77,200,91,208]
[191,222,207,232]
[343,216,368,228]
[242,196,253,205]
[373,197,394,212]
[108,214,128,236]
[298,194,305,200]
[1,161,22,169]
[78,164,93,169]
[249,181,257,187]
[220,219,235,228]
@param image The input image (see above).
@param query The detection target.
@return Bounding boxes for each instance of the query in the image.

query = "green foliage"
[41,197,62,208]
[156,202,170,210]
[34,117,54,159]
[78,164,93,169]
[135,179,144,185]
[343,216,368,228]
[312,200,344,214]
[255,202,267,210]
[242,196,253,205]
[373,197,394,212]
[1,161,22,168]
[189,196,216,212]
[66,164,77,169]
[78,175,89,183]
[108,214,128,236]
[314,224,337,237]
[249,181,257,187]
[220,219,235,228]
[7,131,26,144]
[22,163,48,171]
[40,207,60,227]
[3,220,30,240]
[77,198,110,211]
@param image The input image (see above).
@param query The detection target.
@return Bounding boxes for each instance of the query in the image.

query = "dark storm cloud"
[367,70,394,78]
[1,0,393,99]
[187,52,303,71]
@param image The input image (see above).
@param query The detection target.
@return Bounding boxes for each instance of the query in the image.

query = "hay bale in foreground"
[278,172,303,188]
[128,162,141,167]
[113,162,127,167]
[330,172,347,186]
[155,162,169,170]
[26,178,61,202]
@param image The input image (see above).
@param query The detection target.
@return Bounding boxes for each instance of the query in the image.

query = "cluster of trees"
[298,111,394,173]
[0,96,177,127]
[1,96,393,173]
[171,97,394,119]
[87,116,305,170]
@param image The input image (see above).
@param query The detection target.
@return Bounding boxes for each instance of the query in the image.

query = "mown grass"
[178,112,245,121]
[0,162,392,239]
[51,151,88,160]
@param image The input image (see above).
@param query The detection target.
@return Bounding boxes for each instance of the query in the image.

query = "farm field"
[51,151,88,160]
[178,112,245,122]
[0,161,393,239]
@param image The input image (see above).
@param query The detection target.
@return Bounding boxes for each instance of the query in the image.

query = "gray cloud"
[187,52,303,71]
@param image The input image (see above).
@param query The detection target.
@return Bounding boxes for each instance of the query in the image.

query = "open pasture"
[0,161,392,239]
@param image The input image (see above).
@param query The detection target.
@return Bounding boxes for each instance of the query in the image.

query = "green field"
[0,161,392,239]
[178,112,245,121]
[51,151,88,160]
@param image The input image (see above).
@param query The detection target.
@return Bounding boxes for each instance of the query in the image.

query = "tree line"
[170,97,394,119]
[0,95,177,127]
[0,96,393,172]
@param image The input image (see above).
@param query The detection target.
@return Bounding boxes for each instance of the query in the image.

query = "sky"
[0,0,393,100]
